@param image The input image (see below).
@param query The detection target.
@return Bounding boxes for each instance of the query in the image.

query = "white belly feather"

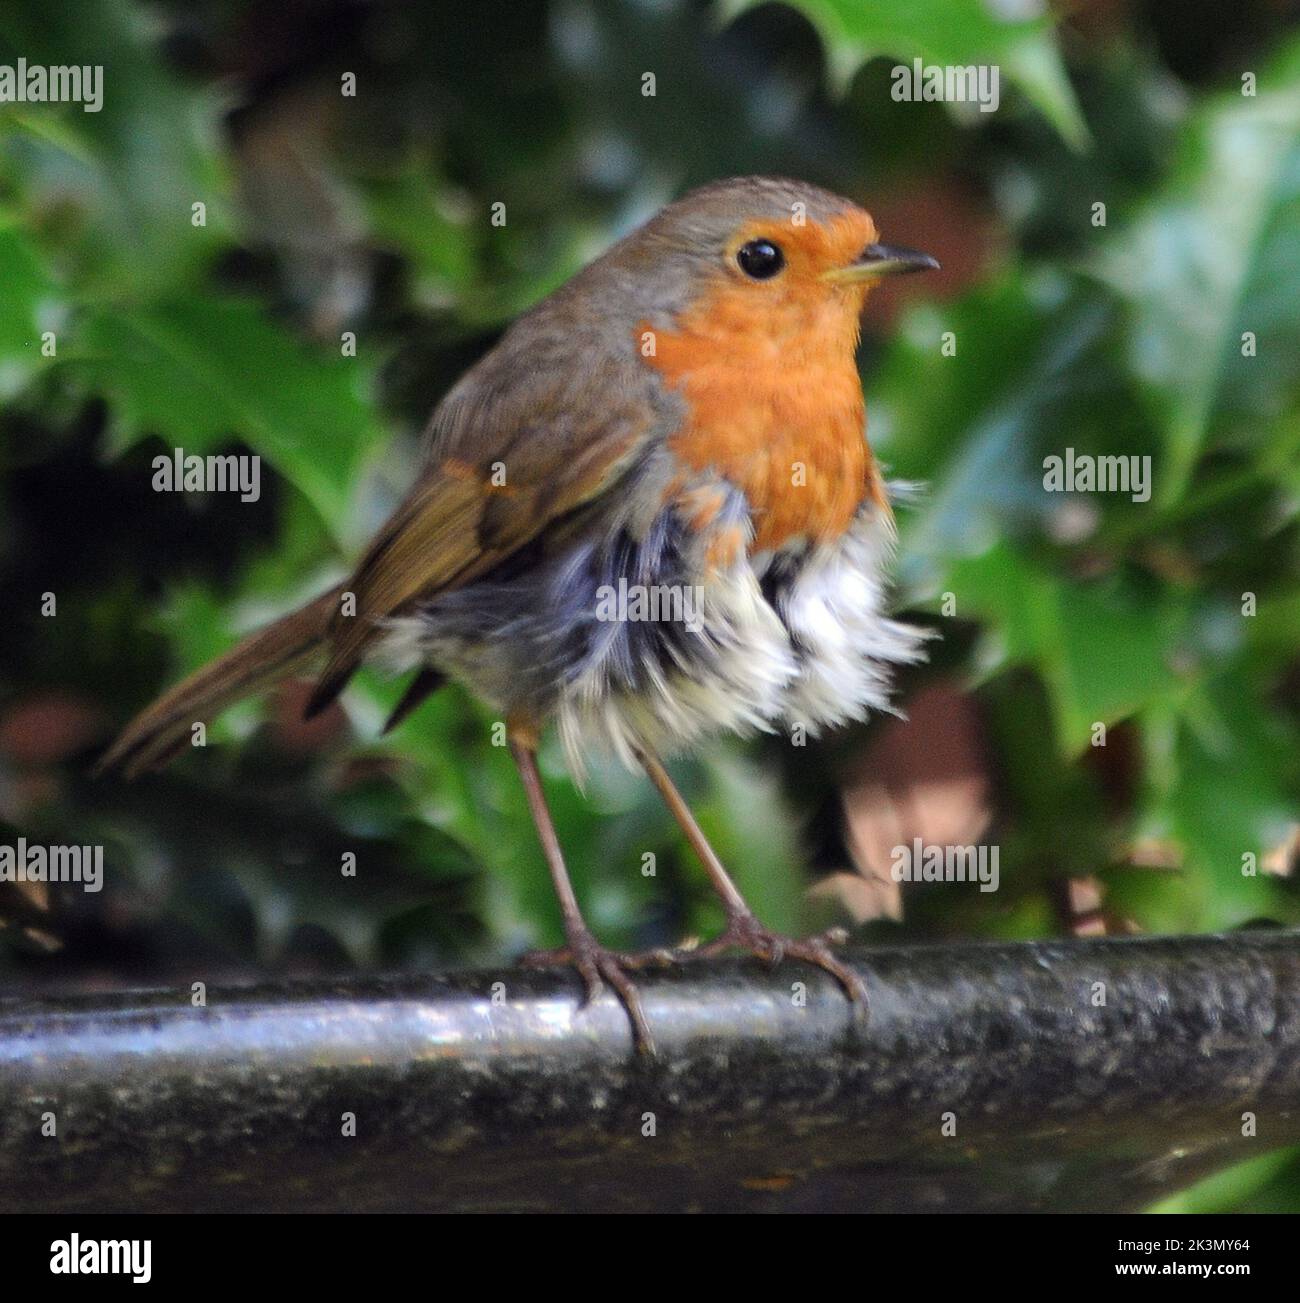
[555,507,925,773]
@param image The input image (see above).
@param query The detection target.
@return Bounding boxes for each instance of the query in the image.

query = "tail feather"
[381,667,445,735]
[96,585,344,780]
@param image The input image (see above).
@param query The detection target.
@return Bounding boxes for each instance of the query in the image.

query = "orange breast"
[642,274,885,555]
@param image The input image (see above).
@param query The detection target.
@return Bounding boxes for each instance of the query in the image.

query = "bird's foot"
[681,914,870,1013]
[520,931,661,1055]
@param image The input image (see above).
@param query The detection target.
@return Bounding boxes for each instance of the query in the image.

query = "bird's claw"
[518,916,865,1054]
[679,915,869,1015]
[519,934,658,1055]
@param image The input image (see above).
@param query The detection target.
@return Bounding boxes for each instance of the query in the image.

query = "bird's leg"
[508,727,657,1055]
[636,748,869,1011]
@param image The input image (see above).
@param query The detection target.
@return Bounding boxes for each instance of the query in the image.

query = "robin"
[99,176,938,1054]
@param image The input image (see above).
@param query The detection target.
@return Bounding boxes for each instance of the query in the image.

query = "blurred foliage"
[1,0,1299,1211]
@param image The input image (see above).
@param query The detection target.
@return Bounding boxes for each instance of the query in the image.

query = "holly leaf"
[0,217,62,396]
[728,0,1087,147]
[1132,673,1300,931]
[947,541,1186,754]
[80,297,385,537]
[0,0,225,293]
[1095,37,1300,505]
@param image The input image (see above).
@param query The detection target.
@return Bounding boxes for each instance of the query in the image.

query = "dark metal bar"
[2,932,1298,1212]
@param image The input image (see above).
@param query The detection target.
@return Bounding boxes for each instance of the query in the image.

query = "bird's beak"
[824,242,941,283]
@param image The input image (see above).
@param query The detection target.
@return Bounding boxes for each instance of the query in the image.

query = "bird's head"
[621,176,938,347]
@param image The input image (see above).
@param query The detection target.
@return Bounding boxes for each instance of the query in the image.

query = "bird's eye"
[736,239,785,280]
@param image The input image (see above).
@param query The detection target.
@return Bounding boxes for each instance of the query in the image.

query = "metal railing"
[2,932,1298,1212]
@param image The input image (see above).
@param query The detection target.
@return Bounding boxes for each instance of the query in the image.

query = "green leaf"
[1136,673,1300,930]
[947,541,1186,754]
[870,270,1133,592]
[362,162,477,305]
[1095,38,1300,505]
[0,0,226,293]
[79,297,385,537]
[1148,1149,1298,1213]
[693,749,804,935]
[727,0,1087,147]
[0,217,62,396]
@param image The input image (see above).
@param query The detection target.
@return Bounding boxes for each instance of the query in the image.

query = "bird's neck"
[641,291,885,554]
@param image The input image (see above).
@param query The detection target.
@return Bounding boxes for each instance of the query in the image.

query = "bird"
[97,176,938,1055]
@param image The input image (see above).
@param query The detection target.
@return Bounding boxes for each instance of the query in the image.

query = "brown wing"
[305,337,667,716]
